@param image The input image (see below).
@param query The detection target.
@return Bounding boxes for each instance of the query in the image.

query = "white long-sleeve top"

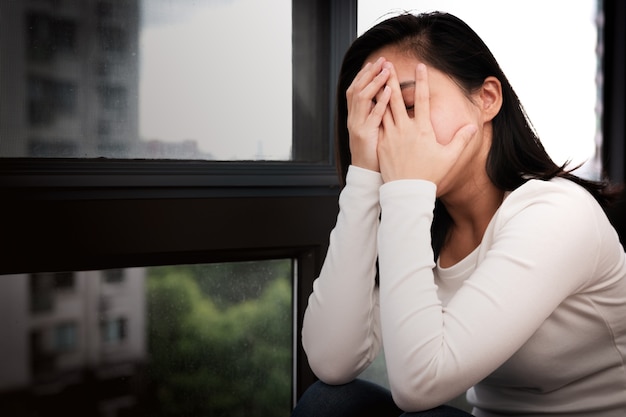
[302,165,626,416]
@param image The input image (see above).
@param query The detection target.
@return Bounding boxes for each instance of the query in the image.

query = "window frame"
[0,0,357,405]
[602,0,626,183]
[601,0,626,243]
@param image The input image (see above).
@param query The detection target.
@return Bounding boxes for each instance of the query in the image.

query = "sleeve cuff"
[379,179,437,203]
[346,165,383,189]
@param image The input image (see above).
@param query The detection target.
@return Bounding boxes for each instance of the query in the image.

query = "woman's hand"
[346,57,392,172]
[377,63,477,185]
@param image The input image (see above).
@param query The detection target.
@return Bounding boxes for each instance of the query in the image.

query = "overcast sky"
[139,0,292,160]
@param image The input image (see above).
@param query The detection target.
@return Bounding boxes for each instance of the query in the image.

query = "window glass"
[53,322,78,352]
[29,272,75,313]
[101,317,127,343]
[0,259,294,416]
[358,0,601,179]
[0,0,293,161]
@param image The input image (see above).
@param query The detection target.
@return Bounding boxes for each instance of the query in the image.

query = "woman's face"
[366,46,481,146]
[364,45,492,196]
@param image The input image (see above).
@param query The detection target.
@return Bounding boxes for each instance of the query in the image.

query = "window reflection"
[0,259,293,416]
[0,0,139,159]
[1,0,292,160]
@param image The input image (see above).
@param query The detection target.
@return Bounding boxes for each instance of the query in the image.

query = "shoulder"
[500,177,600,218]
[491,177,607,246]
[509,176,593,199]
[483,178,625,295]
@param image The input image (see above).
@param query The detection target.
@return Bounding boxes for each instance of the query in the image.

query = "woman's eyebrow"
[399,81,416,90]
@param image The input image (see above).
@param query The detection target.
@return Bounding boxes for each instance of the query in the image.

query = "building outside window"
[101,317,126,343]
[54,322,78,352]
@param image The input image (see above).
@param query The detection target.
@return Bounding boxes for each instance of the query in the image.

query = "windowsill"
[0,158,341,199]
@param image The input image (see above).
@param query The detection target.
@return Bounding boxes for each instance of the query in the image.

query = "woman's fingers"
[383,62,409,124]
[347,57,385,102]
[350,58,381,90]
[345,57,392,172]
[446,123,478,158]
[413,63,431,129]
[372,85,392,120]
[347,58,391,125]
[377,62,478,184]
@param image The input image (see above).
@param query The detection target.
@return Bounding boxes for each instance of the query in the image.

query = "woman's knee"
[291,379,401,417]
[401,404,474,417]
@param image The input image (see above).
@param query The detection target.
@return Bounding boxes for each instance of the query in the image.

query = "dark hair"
[335,11,621,257]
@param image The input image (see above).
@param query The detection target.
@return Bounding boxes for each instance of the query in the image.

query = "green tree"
[147,262,292,417]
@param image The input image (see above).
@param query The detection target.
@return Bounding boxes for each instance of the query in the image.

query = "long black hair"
[335,12,621,257]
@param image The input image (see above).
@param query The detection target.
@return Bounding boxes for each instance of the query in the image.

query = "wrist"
[351,157,379,173]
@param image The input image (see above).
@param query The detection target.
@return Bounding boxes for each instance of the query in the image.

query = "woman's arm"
[302,165,383,384]
[376,179,605,411]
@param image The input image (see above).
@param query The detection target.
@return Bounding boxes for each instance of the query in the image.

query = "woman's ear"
[479,76,503,122]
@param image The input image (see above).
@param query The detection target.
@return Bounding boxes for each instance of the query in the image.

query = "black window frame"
[602,0,626,239]
[0,0,357,404]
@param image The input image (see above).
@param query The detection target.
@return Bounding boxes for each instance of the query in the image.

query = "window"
[53,272,75,289]
[103,269,124,283]
[98,26,128,54]
[1,261,295,416]
[26,12,77,62]
[145,260,294,416]
[28,76,77,125]
[1,5,354,414]
[0,0,342,161]
[359,0,602,179]
[98,85,127,113]
[3,0,299,161]
[139,0,292,161]
[54,322,78,352]
[101,317,127,343]
[29,272,75,313]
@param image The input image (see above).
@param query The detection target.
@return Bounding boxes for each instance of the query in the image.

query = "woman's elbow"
[388,373,460,412]
[390,387,442,412]
[304,348,364,385]
[302,328,378,385]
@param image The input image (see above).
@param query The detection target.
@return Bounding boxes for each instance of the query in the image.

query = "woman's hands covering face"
[345,57,392,173]
[346,58,477,186]
[377,62,477,185]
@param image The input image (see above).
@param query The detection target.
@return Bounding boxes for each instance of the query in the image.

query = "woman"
[292,11,626,417]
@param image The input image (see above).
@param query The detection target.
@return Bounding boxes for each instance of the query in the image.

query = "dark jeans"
[291,379,475,417]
